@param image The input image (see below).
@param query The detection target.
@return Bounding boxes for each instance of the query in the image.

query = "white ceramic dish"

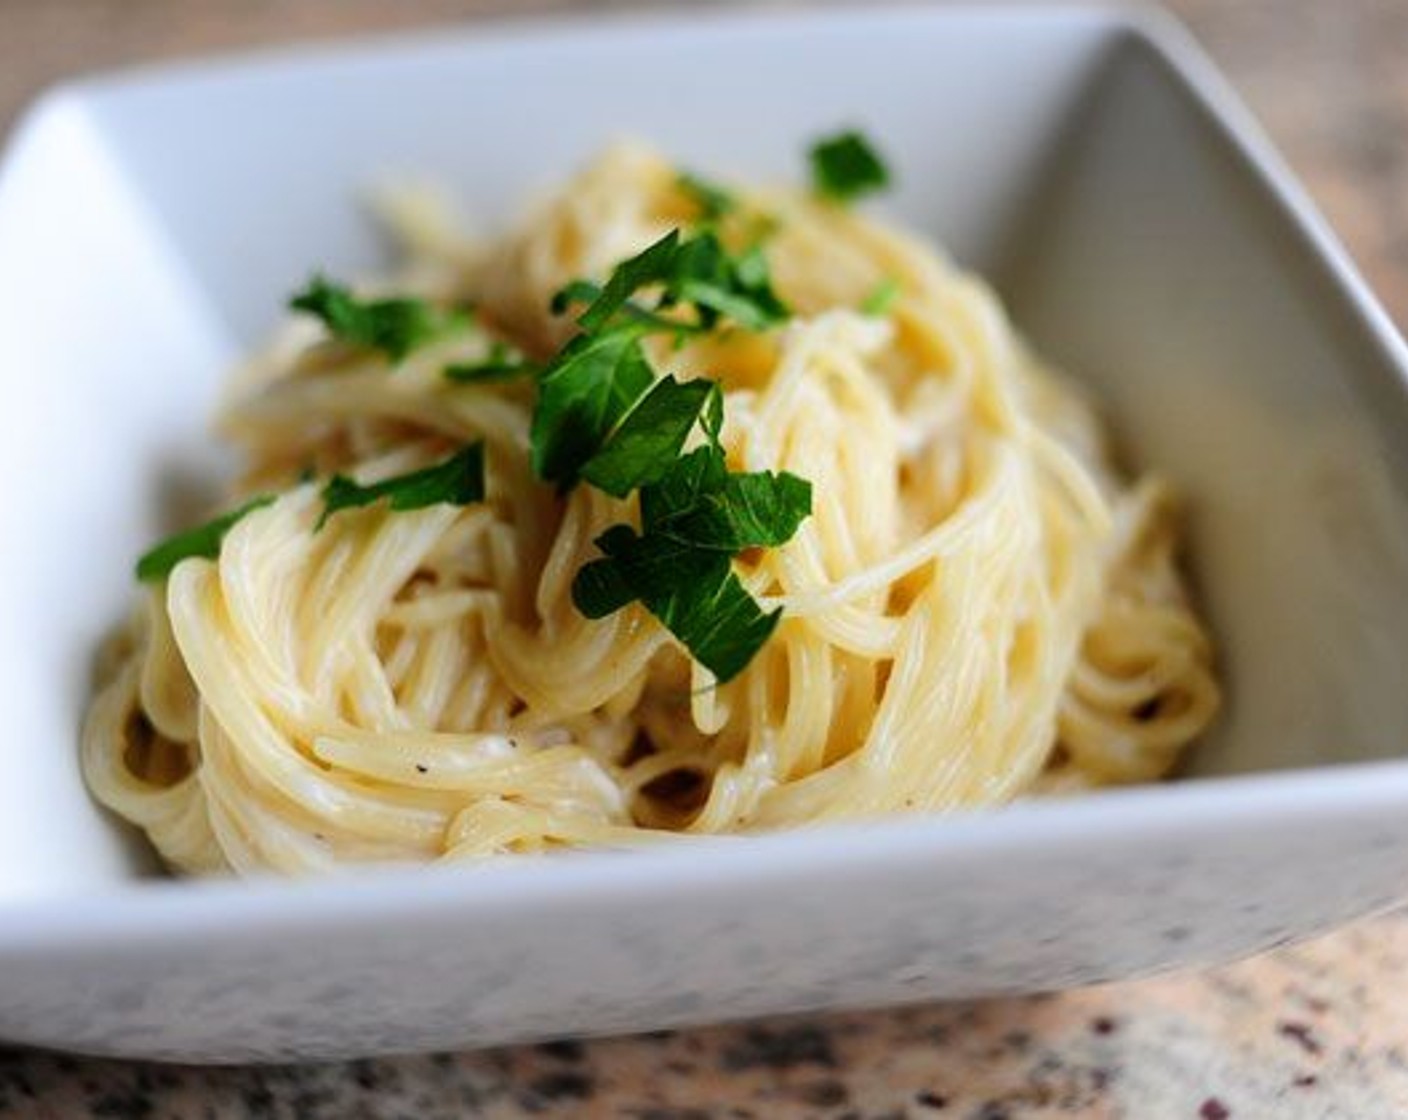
[2,2,1408,1063]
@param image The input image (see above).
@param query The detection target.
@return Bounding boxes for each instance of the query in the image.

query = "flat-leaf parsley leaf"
[135,495,276,582]
[643,453,812,552]
[553,228,789,336]
[677,171,737,223]
[809,130,891,203]
[318,443,485,528]
[572,525,782,683]
[580,376,720,498]
[290,275,466,361]
[530,323,657,488]
[444,340,540,383]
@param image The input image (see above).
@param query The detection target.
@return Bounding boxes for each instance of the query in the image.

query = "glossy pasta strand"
[82,141,1220,873]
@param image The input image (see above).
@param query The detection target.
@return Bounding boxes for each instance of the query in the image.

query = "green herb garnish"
[554,228,789,337]
[809,130,891,203]
[290,275,465,361]
[135,495,275,582]
[642,449,812,552]
[444,341,539,383]
[571,231,683,334]
[551,280,693,335]
[678,172,737,223]
[570,385,811,681]
[317,444,485,528]
[573,525,782,684]
[531,323,657,488]
[536,223,790,491]
[153,140,837,683]
[537,216,809,676]
[580,376,720,498]
[860,277,901,316]
[666,233,789,332]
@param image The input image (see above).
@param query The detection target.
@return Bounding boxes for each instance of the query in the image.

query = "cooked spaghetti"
[83,140,1219,875]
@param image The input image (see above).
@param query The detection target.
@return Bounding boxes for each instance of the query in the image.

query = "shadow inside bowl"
[994,27,1408,779]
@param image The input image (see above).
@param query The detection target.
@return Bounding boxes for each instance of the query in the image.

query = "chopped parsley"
[537,214,811,678]
[570,387,811,681]
[677,171,737,223]
[534,227,787,489]
[860,277,901,316]
[444,341,539,383]
[554,228,789,336]
[808,130,891,203]
[145,136,852,679]
[135,495,275,582]
[574,526,782,684]
[317,444,485,528]
[528,217,813,676]
[580,376,720,498]
[290,275,465,361]
[642,448,812,552]
[531,322,657,488]
[667,233,789,332]
[551,279,692,334]
[571,230,684,334]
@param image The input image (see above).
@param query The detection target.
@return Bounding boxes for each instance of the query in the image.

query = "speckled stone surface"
[5,913,1408,1117]
[4,0,1408,1116]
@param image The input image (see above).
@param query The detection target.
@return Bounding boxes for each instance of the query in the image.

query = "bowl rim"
[4,1,1407,942]
[6,758,1408,953]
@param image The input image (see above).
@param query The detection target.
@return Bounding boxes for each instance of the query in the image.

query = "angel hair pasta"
[83,134,1219,875]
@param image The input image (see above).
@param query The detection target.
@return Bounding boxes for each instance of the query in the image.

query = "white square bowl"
[3,3,1408,1062]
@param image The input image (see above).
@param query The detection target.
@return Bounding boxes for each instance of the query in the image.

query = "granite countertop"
[4,915,1408,1118]
[4,1,1408,1116]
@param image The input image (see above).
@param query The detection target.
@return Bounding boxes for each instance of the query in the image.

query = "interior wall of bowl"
[12,8,1408,895]
[997,28,1408,779]
[75,7,1127,346]
[0,98,231,897]
[0,8,1134,898]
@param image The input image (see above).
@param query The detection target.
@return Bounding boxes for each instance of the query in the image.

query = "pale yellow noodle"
[82,142,1219,874]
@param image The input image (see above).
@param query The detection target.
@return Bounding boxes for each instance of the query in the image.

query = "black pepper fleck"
[1091,1016,1118,1036]
[1200,1099,1230,1120]
[916,1089,949,1109]
[1292,1074,1318,1088]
